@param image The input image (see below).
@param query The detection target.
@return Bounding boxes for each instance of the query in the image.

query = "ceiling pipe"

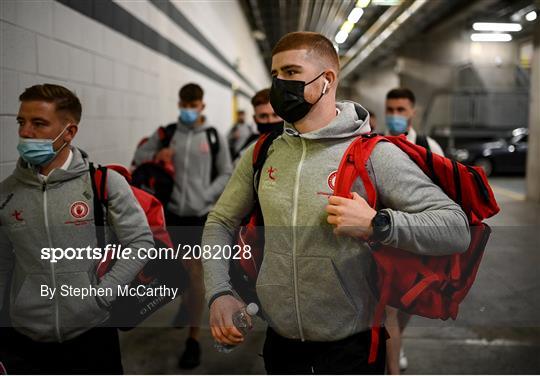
[248,0,272,55]
[320,1,340,36]
[279,0,287,38]
[298,0,310,31]
[323,1,351,38]
[315,0,333,35]
[309,1,325,30]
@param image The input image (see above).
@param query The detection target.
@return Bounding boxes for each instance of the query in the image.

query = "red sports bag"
[89,163,188,329]
[333,133,499,362]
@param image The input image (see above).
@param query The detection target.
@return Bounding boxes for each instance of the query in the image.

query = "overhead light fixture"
[252,30,266,41]
[372,0,401,5]
[470,33,512,42]
[341,20,355,33]
[335,30,349,44]
[357,0,371,8]
[511,6,537,22]
[525,11,537,22]
[335,5,365,46]
[335,8,364,45]
[472,22,522,32]
[348,7,364,23]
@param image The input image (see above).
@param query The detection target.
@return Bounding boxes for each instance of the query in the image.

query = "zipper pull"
[285,128,300,137]
[42,182,46,192]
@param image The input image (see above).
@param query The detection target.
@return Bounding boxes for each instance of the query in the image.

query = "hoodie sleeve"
[202,143,256,303]
[204,131,233,204]
[369,142,470,256]
[0,225,14,313]
[96,170,154,307]
[132,128,161,167]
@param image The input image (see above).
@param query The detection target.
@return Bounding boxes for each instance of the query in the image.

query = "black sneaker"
[178,338,201,369]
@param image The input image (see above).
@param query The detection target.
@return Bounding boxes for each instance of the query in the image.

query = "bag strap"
[235,131,280,239]
[235,133,260,160]
[333,134,384,208]
[205,127,220,181]
[333,133,388,365]
[158,123,177,148]
[369,270,393,364]
[415,134,431,152]
[253,130,281,193]
[89,163,109,249]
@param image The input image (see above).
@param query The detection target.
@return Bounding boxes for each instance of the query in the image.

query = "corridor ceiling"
[238,0,537,80]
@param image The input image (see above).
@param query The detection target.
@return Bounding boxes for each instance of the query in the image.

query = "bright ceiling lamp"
[472,22,522,32]
[470,33,512,42]
[335,30,349,44]
[335,4,367,45]
[357,0,371,8]
[372,0,401,5]
[348,7,364,23]
[341,20,355,33]
[525,11,537,22]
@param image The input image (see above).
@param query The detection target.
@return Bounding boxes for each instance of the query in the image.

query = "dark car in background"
[449,128,528,176]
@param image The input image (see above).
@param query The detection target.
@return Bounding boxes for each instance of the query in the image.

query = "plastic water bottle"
[214,303,259,353]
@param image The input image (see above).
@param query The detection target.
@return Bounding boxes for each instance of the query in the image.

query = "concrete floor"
[119,177,540,374]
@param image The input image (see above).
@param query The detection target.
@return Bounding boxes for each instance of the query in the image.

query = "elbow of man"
[446,210,471,255]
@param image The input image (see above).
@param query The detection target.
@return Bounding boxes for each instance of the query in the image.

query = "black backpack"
[415,134,431,152]
[231,133,260,161]
[131,123,220,206]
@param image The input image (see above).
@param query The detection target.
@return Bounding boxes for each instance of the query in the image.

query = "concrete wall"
[526,17,540,202]
[0,0,269,180]
[342,63,399,131]
[347,17,524,134]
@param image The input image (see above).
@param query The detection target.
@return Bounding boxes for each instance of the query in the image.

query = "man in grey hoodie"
[0,84,154,373]
[133,83,233,369]
[202,32,471,374]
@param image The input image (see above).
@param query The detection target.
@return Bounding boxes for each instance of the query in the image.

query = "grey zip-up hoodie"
[202,101,470,342]
[0,147,154,342]
[133,120,233,217]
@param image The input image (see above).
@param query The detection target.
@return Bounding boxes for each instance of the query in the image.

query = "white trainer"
[399,348,408,371]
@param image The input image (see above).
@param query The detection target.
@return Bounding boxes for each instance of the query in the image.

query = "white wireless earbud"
[322,79,329,94]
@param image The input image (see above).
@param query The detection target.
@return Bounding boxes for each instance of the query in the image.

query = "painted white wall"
[343,63,400,131]
[0,0,269,180]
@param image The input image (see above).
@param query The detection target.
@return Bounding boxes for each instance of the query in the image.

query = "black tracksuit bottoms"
[0,326,123,374]
[262,326,388,374]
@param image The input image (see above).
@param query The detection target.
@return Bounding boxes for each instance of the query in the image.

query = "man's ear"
[201,102,206,112]
[65,124,78,143]
[324,70,338,91]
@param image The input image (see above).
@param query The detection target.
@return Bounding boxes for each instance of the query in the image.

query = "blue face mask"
[17,125,70,166]
[386,115,409,135]
[179,108,199,125]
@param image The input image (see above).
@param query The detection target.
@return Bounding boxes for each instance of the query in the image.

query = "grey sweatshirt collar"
[177,119,216,134]
[283,101,371,140]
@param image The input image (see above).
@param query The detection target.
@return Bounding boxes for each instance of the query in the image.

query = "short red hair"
[251,88,270,107]
[272,32,340,72]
